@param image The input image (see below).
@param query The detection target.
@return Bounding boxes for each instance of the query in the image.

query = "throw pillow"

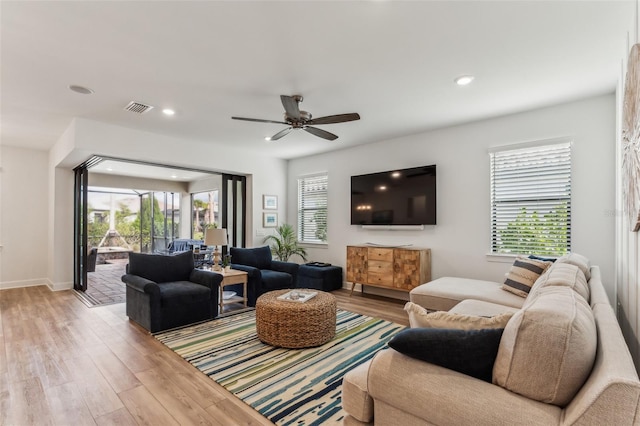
[388,327,504,382]
[528,254,557,263]
[404,302,514,330]
[502,256,552,298]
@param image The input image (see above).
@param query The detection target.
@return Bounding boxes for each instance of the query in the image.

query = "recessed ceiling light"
[265,136,272,141]
[170,174,178,179]
[162,108,175,116]
[68,84,94,95]
[454,75,475,86]
[106,167,113,171]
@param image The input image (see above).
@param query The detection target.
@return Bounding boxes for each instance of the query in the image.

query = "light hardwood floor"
[0,286,408,425]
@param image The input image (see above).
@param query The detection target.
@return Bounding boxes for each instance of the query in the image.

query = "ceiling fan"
[232,95,360,141]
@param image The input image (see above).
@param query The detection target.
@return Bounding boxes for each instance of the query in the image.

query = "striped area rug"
[155,309,405,425]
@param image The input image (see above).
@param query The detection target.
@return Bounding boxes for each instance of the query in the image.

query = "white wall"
[43,118,288,290]
[289,94,617,300]
[0,146,49,289]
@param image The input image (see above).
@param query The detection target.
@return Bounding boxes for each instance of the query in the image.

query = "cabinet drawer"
[367,271,393,286]
[368,248,393,262]
[368,260,393,274]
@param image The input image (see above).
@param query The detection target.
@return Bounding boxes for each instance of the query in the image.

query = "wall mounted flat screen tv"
[351,165,436,226]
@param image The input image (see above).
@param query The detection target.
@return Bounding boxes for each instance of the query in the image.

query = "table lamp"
[204,228,228,271]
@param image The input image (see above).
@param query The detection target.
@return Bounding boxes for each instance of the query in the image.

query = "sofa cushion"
[410,277,526,311]
[528,262,589,304]
[448,299,520,317]
[261,270,293,289]
[342,361,374,423]
[128,251,194,284]
[404,302,514,330]
[157,281,211,305]
[556,252,591,281]
[502,256,552,298]
[388,328,504,382]
[493,286,596,407]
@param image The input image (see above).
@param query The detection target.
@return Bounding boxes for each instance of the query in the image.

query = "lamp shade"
[204,228,228,246]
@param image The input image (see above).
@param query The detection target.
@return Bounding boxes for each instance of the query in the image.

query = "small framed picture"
[263,212,278,228]
[263,194,278,210]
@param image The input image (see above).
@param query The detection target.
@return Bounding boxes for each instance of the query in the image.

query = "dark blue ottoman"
[297,264,343,291]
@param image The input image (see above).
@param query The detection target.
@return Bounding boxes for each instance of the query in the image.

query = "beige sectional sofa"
[342,254,640,425]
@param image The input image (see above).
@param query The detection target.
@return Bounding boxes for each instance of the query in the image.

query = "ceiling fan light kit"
[232,94,360,141]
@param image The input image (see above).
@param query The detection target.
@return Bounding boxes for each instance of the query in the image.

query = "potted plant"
[221,254,232,272]
[263,223,308,262]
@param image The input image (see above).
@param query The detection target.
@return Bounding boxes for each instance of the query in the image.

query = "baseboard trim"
[0,278,48,290]
[47,280,73,291]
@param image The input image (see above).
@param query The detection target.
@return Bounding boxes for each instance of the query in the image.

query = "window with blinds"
[490,140,571,256]
[297,173,328,244]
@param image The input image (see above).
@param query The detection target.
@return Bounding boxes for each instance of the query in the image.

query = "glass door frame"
[73,155,248,290]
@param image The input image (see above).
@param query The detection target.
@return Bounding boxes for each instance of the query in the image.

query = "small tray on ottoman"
[256,289,337,348]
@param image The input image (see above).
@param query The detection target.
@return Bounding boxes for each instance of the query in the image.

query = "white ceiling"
[1,1,635,162]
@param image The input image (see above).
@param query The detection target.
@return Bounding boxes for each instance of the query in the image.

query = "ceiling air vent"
[124,101,154,114]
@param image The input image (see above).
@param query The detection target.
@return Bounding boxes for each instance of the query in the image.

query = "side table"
[213,268,248,315]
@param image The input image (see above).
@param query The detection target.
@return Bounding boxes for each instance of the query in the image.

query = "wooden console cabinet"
[346,245,431,294]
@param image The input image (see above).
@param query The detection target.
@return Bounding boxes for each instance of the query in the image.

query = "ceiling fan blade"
[280,95,301,120]
[306,113,361,125]
[270,127,293,141]
[231,116,289,125]
[304,126,338,141]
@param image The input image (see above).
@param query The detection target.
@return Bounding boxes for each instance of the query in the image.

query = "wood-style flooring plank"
[146,350,228,408]
[136,368,226,425]
[206,397,275,426]
[118,385,180,426]
[94,407,138,426]
[0,371,9,425]
[4,377,54,426]
[62,354,126,419]
[83,343,142,393]
[45,381,97,426]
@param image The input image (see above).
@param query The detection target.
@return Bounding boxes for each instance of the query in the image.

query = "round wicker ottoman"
[255,289,337,348]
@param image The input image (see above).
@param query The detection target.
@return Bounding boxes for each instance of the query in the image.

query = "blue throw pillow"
[387,328,504,382]
[528,254,557,263]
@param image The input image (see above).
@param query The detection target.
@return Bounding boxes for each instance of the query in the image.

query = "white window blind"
[490,140,571,256]
[298,173,328,244]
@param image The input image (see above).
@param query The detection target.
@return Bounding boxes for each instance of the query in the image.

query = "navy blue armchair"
[230,245,299,306]
[122,251,222,332]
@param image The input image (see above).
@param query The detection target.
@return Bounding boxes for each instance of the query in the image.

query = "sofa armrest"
[189,268,223,290]
[190,269,222,309]
[230,264,262,306]
[271,260,299,280]
[122,274,160,297]
[230,263,261,279]
[367,349,562,426]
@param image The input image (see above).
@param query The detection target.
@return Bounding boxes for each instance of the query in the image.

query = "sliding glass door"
[222,174,247,249]
[73,158,102,291]
[138,191,180,253]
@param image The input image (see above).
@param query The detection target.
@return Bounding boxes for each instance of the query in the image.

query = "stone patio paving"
[84,260,127,305]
